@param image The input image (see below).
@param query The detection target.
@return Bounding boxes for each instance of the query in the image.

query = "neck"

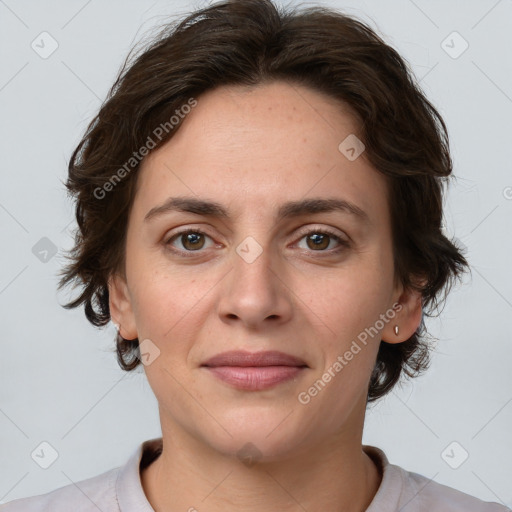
[141,427,382,512]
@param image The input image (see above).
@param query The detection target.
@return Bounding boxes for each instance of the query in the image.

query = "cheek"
[128,262,219,345]
[297,254,392,340]
[131,279,187,339]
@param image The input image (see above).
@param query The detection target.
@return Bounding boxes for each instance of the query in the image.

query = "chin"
[199,411,312,464]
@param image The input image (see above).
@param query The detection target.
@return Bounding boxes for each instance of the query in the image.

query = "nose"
[216,237,294,330]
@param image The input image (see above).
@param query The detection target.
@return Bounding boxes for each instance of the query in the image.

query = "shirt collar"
[363,444,406,511]
[116,438,163,511]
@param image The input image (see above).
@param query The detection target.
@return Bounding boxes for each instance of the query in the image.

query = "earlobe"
[382,282,424,344]
[108,274,138,340]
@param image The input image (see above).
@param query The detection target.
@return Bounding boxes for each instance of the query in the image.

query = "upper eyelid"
[165,223,348,238]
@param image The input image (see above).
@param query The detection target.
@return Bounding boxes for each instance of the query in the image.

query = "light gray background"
[1,0,511,506]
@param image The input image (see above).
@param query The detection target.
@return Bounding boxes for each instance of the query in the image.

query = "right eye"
[164,229,216,255]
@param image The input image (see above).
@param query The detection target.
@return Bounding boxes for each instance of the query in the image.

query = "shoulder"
[1,438,161,512]
[0,466,120,512]
[364,445,510,512]
[397,465,509,511]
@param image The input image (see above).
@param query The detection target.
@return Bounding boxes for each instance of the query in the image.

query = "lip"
[201,350,308,368]
[201,350,308,391]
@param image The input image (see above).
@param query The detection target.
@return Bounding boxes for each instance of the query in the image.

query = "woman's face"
[110,80,419,460]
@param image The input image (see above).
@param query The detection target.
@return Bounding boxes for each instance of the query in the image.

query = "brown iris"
[306,233,330,250]
[181,232,205,251]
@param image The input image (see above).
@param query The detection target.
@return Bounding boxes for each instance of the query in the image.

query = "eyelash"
[164,227,350,257]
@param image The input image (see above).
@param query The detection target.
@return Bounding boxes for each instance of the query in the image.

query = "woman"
[3,0,508,510]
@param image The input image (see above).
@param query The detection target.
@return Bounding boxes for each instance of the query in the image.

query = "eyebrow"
[144,196,370,224]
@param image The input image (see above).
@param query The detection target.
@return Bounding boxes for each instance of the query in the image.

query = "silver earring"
[394,325,399,336]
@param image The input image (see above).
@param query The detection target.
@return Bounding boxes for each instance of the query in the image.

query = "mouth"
[201,350,308,391]
[201,350,308,368]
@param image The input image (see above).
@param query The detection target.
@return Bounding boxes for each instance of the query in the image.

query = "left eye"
[295,230,349,252]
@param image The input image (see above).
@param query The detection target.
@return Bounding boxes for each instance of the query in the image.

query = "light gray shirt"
[2,438,509,511]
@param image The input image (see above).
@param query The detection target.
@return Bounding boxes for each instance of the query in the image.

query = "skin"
[109,80,423,512]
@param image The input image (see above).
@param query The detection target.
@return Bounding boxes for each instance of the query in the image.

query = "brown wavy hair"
[58,0,470,402]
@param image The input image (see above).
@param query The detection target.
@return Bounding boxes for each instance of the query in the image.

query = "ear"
[381,278,426,344]
[108,273,138,340]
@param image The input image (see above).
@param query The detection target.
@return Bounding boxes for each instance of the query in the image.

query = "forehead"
[133,80,388,226]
